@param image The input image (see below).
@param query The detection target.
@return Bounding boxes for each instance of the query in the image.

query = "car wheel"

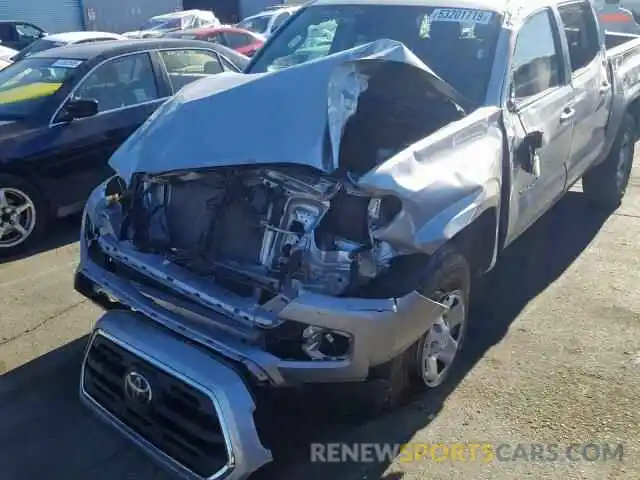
[413,247,470,389]
[582,113,635,210]
[363,245,471,417]
[0,174,48,258]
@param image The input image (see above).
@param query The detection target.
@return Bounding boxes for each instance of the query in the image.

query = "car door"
[46,51,169,211]
[504,8,575,243]
[556,1,612,185]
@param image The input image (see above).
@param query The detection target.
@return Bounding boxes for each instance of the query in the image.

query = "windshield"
[12,39,66,62]
[238,14,271,34]
[248,4,501,104]
[141,17,182,30]
[0,57,81,118]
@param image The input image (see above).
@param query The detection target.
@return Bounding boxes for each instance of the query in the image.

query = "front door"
[504,8,575,245]
[557,1,613,184]
[46,52,167,214]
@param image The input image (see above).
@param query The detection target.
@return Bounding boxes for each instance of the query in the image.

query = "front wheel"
[0,174,48,258]
[582,113,635,210]
[367,245,471,415]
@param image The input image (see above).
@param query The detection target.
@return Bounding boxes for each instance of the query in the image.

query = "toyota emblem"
[123,370,153,405]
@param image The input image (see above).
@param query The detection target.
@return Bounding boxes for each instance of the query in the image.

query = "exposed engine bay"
[124,166,404,301]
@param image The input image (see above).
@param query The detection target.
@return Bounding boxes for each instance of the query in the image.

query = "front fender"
[357,106,503,257]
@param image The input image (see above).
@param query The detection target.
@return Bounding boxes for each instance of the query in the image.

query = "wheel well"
[450,207,498,277]
[0,170,52,215]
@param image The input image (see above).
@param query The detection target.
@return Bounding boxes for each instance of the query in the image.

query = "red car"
[165,26,265,57]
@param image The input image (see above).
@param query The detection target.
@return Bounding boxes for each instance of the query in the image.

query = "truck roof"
[311,0,562,22]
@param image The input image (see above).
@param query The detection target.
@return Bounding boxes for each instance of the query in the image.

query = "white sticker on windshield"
[431,8,494,24]
[51,59,83,68]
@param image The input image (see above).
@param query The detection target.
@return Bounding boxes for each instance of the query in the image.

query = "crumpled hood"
[109,39,471,183]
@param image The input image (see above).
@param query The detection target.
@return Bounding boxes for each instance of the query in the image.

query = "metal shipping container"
[82,0,181,34]
[0,0,83,33]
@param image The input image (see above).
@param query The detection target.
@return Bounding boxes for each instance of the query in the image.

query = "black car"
[0,21,46,50]
[0,38,248,256]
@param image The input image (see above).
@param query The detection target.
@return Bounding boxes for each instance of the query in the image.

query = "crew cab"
[74,1,640,479]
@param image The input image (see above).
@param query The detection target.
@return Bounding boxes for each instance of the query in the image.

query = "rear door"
[46,51,170,211]
[556,0,612,184]
[505,8,575,243]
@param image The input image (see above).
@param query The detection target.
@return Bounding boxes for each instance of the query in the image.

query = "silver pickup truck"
[74,0,640,478]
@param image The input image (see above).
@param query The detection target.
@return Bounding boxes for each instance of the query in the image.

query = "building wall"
[0,0,83,33]
[238,0,274,19]
[182,0,240,24]
[82,0,181,34]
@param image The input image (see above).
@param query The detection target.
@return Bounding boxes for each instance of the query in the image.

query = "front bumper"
[76,232,446,386]
[80,310,272,480]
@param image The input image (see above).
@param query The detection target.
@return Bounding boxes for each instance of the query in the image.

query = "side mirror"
[64,98,98,120]
[517,130,544,176]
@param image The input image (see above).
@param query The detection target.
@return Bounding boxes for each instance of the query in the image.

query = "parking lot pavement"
[1,166,639,480]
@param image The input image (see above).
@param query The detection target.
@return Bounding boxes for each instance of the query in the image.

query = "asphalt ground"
[1,162,639,480]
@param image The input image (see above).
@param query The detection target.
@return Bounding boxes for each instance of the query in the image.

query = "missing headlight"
[263,321,353,361]
[302,326,352,361]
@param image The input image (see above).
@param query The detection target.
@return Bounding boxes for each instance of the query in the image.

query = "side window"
[205,33,223,44]
[219,55,240,72]
[558,2,600,72]
[159,49,224,91]
[0,24,18,42]
[15,23,42,41]
[74,53,159,113]
[512,10,563,101]
[224,32,250,48]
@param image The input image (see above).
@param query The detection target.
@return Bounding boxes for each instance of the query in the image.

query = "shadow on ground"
[0,192,612,480]
[0,214,81,265]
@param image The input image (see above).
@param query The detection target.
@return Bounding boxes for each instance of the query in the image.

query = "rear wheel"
[0,174,48,258]
[582,113,635,210]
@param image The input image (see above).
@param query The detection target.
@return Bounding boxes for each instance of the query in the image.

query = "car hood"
[109,39,473,183]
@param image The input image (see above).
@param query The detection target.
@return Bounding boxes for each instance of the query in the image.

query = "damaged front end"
[76,39,503,480]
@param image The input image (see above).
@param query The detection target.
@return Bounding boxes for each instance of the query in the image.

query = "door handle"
[560,107,575,123]
[600,81,611,93]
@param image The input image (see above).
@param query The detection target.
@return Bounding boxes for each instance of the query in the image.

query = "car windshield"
[248,4,502,104]
[142,17,182,30]
[0,57,82,118]
[12,39,66,62]
[238,14,271,34]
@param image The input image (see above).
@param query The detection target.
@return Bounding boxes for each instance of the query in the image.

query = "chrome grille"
[82,332,231,478]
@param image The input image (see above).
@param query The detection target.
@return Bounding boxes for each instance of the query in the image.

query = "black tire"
[582,113,635,210]
[366,244,472,415]
[0,174,49,258]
